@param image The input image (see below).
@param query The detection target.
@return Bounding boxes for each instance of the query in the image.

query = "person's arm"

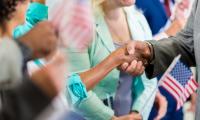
[67,43,144,120]
[0,50,66,120]
[79,47,133,90]
[67,47,137,120]
[145,0,198,78]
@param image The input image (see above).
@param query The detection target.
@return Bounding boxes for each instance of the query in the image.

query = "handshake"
[109,41,153,76]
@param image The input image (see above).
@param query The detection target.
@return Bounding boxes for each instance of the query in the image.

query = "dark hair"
[0,0,25,30]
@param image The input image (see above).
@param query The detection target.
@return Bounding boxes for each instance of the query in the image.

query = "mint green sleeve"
[131,74,157,120]
[66,74,114,120]
[77,91,114,120]
[13,2,48,39]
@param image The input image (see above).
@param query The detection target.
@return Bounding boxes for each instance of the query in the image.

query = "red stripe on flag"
[166,75,187,99]
[161,83,182,109]
[163,80,182,100]
[191,78,199,87]
[188,82,195,92]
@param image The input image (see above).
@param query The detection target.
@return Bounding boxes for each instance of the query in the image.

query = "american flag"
[49,0,94,50]
[159,55,198,110]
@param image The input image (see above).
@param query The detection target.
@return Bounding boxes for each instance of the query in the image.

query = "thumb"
[126,42,135,55]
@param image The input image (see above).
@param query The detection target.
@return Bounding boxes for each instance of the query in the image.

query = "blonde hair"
[90,0,105,16]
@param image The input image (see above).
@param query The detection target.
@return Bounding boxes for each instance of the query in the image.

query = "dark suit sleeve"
[145,0,198,78]
[0,75,52,120]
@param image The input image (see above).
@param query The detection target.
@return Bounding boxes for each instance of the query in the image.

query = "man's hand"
[154,91,168,120]
[119,41,153,76]
[19,21,58,59]
[112,113,142,120]
[30,51,66,98]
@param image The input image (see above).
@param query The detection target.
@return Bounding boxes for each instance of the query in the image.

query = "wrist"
[144,41,154,64]
[106,55,120,69]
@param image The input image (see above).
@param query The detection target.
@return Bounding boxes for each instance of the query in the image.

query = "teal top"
[13,2,88,106]
[13,2,48,39]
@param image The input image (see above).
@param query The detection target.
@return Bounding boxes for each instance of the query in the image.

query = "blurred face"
[4,0,29,36]
[13,1,29,25]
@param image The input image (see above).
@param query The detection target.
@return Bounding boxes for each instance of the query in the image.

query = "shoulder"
[124,6,153,39]
[124,5,147,23]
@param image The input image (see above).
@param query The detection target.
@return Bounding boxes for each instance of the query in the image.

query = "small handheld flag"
[49,0,94,50]
[159,55,198,110]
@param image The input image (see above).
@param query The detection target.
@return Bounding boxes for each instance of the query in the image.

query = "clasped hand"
[110,41,152,76]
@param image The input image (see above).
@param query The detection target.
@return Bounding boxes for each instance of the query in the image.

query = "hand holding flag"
[49,0,94,50]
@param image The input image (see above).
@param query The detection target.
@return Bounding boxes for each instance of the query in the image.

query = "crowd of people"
[0,0,199,120]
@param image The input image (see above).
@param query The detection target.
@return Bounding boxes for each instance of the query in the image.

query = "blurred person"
[135,0,190,38]
[0,0,67,120]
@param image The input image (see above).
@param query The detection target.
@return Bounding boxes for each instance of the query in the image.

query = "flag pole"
[139,55,181,115]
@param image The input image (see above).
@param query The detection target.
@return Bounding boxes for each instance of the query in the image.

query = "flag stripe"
[161,83,182,107]
[191,78,199,87]
[162,80,184,105]
[166,75,187,100]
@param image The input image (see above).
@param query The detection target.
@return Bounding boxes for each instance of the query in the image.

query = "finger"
[138,66,145,75]
[126,60,137,74]
[121,62,129,71]
[131,61,143,76]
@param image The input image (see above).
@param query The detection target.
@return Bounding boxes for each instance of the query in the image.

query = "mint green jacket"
[67,6,158,120]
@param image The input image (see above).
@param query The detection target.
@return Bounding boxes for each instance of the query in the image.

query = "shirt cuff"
[26,2,48,25]
[67,74,88,105]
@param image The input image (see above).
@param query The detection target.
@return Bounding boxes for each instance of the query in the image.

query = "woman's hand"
[108,47,133,66]
[117,41,152,76]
